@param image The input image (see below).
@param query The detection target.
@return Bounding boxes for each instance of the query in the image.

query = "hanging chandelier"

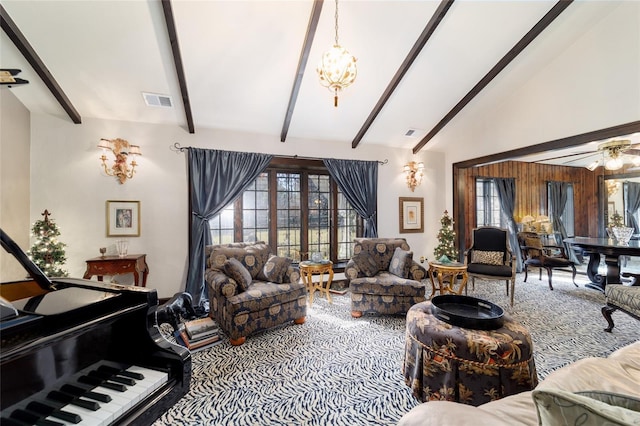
[317,0,357,107]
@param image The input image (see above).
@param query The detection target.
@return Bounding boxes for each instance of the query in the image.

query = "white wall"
[27,113,444,298]
[433,1,640,207]
[0,90,31,281]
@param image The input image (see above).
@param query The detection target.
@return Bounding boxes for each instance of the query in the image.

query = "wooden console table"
[84,254,149,287]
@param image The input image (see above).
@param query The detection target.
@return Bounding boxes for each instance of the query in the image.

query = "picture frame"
[106,200,140,237]
[399,197,424,233]
[608,201,616,218]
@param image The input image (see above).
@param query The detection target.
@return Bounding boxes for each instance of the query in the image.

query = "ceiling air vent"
[404,128,421,138]
[142,92,173,108]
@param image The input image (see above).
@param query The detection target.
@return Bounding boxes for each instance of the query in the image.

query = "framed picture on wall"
[106,200,140,237]
[399,197,424,233]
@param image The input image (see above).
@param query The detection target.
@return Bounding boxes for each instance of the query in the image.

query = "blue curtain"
[493,178,523,272]
[186,148,273,307]
[624,181,640,233]
[323,159,378,237]
[549,181,580,264]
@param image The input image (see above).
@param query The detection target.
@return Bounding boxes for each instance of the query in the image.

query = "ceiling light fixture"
[600,139,631,171]
[316,0,357,107]
[585,139,634,171]
[98,138,141,184]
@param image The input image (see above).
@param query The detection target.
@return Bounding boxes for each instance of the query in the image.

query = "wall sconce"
[98,138,141,184]
[403,161,424,192]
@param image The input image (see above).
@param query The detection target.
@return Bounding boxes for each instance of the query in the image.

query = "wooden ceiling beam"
[413,0,573,154]
[280,0,324,142]
[351,0,454,149]
[161,0,195,134]
[0,4,81,124]
[453,121,640,169]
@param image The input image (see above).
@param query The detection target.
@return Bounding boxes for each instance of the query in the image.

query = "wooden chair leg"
[523,266,529,282]
[602,305,617,332]
[509,279,515,307]
[547,268,554,290]
[571,265,578,287]
[230,336,246,346]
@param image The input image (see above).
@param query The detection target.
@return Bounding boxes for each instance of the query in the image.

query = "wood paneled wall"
[455,161,601,253]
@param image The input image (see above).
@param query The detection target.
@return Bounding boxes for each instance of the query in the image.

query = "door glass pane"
[277,172,301,258]
[308,174,330,259]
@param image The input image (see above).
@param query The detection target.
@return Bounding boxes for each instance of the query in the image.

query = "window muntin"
[208,165,362,263]
[475,178,505,227]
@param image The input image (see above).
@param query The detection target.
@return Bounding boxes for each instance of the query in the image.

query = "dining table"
[564,237,640,292]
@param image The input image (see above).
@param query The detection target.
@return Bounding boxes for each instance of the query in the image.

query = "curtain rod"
[171,143,388,165]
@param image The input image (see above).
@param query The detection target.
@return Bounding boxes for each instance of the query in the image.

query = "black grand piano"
[0,229,191,425]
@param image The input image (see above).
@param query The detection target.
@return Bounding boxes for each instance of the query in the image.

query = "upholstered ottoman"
[403,301,538,406]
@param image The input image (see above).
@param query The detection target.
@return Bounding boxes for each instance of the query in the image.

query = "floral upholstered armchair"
[345,238,427,317]
[205,241,307,345]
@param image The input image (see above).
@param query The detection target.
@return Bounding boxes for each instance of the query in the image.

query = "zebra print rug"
[153,272,639,425]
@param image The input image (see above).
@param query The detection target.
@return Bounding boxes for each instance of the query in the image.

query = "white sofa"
[398,341,640,425]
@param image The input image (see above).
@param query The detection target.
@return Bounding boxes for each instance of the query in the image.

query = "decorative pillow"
[532,388,640,426]
[223,258,252,292]
[388,247,413,278]
[262,255,292,284]
[352,252,379,277]
[471,250,503,265]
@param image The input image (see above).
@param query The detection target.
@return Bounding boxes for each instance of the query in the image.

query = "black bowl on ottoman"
[403,299,538,406]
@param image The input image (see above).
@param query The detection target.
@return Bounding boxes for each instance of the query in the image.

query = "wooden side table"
[428,261,468,298]
[84,254,149,287]
[299,261,334,305]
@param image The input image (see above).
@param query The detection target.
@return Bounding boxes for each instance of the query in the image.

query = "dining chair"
[517,231,577,290]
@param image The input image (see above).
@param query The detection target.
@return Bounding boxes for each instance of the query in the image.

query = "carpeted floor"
[153,271,639,426]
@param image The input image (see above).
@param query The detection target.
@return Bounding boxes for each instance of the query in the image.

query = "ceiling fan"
[588,139,640,171]
[561,139,640,171]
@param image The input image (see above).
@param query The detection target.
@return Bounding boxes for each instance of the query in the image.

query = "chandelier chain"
[334,0,339,46]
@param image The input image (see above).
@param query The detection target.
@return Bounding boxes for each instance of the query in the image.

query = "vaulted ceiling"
[0,0,635,156]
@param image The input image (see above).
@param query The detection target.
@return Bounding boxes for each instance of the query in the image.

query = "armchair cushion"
[352,252,379,277]
[223,258,252,292]
[262,255,292,284]
[389,247,413,278]
[471,250,503,265]
[208,241,272,279]
[466,262,514,277]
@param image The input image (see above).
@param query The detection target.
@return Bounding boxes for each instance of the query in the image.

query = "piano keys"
[2,361,169,425]
[0,229,191,425]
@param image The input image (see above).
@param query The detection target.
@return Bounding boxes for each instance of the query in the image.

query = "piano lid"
[11,287,120,315]
[0,228,54,291]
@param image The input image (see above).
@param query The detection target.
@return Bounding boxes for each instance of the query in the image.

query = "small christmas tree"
[434,210,458,261]
[28,209,68,277]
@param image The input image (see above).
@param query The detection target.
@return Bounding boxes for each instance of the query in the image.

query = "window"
[547,182,575,237]
[475,178,506,227]
[209,161,363,263]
